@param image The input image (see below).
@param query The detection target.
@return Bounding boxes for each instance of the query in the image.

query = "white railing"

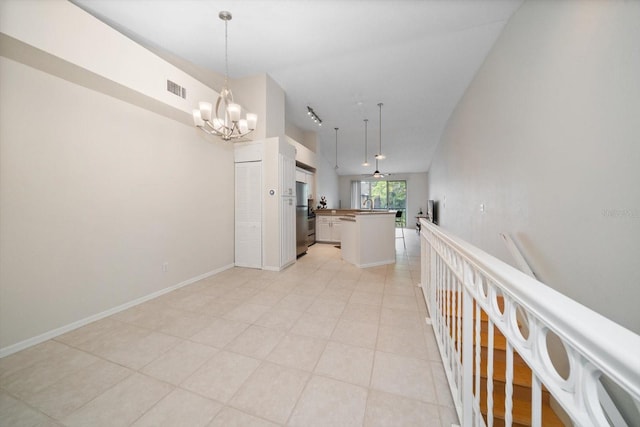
[419,219,640,427]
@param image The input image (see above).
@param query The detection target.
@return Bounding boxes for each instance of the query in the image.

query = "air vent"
[166,79,186,99]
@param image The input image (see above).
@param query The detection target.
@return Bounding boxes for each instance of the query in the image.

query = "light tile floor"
[0,229,459,427]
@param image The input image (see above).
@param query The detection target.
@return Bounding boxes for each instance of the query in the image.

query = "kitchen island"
[339,211,396,268]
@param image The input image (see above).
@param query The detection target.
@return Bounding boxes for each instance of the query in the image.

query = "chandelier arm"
[205,119,253,140]
[198,126,216,136]
[203,120,223,133]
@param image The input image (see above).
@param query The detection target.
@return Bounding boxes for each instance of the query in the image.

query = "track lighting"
[307,106,322,126]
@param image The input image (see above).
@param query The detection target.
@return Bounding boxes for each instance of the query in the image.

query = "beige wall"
[315,155,340,210]
[0,56,235,352]
[0,0,239,354]
[428,1,640,333]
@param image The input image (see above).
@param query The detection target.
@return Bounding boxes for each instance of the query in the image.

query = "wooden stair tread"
[479,388,564,427]
[450,325,528,364]
[480,358,533,388]
[437,290,562,427]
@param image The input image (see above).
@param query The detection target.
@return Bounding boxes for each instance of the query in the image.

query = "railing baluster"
[475,301,481,427]
[445,266,452,370]
[505,341,514,427]
[531,373,542,427]
[487,319,494,427]
[462,285,474,425]
[457,276,463,401]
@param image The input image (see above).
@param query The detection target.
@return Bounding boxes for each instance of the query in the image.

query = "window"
[354,180,407,225]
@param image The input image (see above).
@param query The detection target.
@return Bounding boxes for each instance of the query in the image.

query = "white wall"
[0,0,237,353]
[0,56,235,351]
[233,73,286,140]
[0,0,219,125]
[315,155,340,210]
[428,1,640,333]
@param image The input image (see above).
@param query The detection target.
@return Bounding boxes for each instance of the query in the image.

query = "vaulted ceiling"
[72,0,522,176]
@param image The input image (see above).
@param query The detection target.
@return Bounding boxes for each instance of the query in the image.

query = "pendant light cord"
[378,102,383,158]
[335,127,339,169]
[364,119,368,164]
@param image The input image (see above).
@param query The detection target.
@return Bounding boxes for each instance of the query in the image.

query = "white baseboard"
[356,259,395,268]
[0,264,234,358]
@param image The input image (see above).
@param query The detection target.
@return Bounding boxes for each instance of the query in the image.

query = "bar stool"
[395,210,406,249]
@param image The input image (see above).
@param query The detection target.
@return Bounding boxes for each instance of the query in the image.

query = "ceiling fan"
[371,158,391,179]
[360,157,391,178]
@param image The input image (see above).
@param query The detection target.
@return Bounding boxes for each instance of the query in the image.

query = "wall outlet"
[162,262,169,272]
[480,203,485,213]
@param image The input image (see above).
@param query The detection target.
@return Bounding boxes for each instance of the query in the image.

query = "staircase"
[421,221,640,427]
[443,291,564,427]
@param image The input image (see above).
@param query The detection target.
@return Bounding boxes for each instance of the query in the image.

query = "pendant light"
[374,102,385,160]
[362,119,370,167]
[334,127,339,170]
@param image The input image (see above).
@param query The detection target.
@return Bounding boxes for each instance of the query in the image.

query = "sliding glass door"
[355,180,407,225]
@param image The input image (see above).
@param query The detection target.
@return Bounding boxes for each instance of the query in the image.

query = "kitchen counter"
[314,209,393,216]
[339,211,396,268]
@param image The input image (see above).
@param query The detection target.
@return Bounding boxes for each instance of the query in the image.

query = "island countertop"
[340,211,396,268]
[314,209,396,216]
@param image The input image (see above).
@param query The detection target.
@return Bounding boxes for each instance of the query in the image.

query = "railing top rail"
[420,219,640,401]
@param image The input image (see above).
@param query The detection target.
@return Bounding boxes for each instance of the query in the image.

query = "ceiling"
[71,0,522,176]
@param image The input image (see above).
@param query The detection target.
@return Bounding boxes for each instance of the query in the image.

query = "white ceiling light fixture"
[362,119,370,167]
[374,102,385,160]
[334,127,339,170]
[192,11,257,141]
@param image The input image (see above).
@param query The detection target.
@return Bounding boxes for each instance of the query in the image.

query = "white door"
[235,161,262,268]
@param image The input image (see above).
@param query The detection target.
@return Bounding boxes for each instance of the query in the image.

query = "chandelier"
[192,11,257,141]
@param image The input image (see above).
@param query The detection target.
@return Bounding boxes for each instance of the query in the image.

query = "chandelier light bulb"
[246,113,257,130]
[227,103,241,122]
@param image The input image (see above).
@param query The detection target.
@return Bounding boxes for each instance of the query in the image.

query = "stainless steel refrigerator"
[295,181,308,256]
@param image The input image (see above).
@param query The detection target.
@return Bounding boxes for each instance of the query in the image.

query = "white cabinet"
[281,155,296,197]
[235,161,262,268]
[234,137,296,271]
[279,154,296,267]
[280,196,295,266]
[295,167,315,201]
[331,218,341,242]
[317,216,330,242]
[295,169,306,184]
[316,215,341,243]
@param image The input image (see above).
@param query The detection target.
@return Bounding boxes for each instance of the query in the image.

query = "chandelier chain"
[224,16,229,87]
